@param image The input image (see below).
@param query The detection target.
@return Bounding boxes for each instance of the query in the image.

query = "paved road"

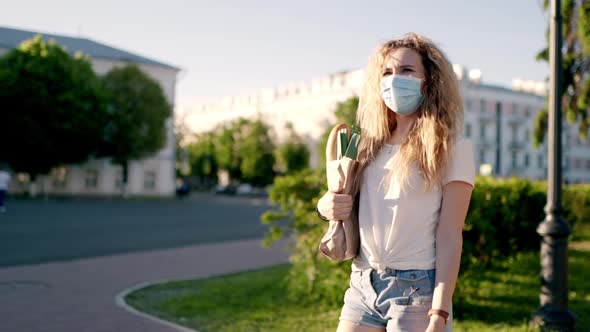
[0,193,275,267]
[0,237,291,332]
[0,194,292,331]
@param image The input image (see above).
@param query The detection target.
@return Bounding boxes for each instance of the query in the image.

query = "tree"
[174,113,193,177]
[534,0,590,145]
[0,35,107,181]
[335,96,359,126]
[186,132,218,181]
[214,119,246,181]
[100,64,171,194]
[213,117,276,186]
[317,96,359,168]
[275,123,310,174]
[239,118,276,186]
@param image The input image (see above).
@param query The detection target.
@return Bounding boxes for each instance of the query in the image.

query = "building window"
[85,170,98,189]
[512,102,518,115]
[480,123,486,139]
[52,167,68,189]
[586,160,590,170]
[524,153,530,167]
[479,149,486,164]
[537,154,544,169]
[465,98,472,112]
[144,171,156,190]
[574,158,581,169]
[525,106,532,117]
[480,98,487,112]
[465,123,472,138]
[510,124,518,142]
[511,151,518,169]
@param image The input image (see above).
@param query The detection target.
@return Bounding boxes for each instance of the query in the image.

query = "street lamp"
[531,0,576,330]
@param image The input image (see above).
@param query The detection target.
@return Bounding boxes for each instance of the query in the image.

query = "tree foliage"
[239,119,276,186]
[214,123,241,180]
[0,35,107,179]
[317,96,359,169]
[100,64,171,186]
[206,117,277,186]
[334,96,359,126]
[275,123,310,175]
[186,132,218,181]
[534,0,590,145]
[174,114,192,177]
[263,169,590,306]
[261,96,360,305]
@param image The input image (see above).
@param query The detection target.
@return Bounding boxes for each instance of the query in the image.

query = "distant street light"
[531,0,576,330]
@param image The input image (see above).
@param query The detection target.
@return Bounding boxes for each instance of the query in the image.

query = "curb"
[115,279,199,332]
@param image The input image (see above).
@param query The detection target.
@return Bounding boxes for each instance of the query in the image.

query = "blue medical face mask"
[380,75,424,116]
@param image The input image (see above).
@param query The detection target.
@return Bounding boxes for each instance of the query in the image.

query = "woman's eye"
[382,71,392,77]
[402,68,414,72]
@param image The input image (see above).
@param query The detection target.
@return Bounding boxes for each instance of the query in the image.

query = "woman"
[317,33,475,332]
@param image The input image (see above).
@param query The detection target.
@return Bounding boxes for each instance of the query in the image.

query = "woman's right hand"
[317,191,353,221]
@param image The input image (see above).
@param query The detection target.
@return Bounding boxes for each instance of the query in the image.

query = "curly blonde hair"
[352,33,464,193]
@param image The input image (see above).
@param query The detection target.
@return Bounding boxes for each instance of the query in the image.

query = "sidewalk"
[0,238,291,332]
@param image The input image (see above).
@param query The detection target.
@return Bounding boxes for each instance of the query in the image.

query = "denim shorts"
[339,268,437,331]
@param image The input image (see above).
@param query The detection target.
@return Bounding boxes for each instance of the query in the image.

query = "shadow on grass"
[454,252,539,326]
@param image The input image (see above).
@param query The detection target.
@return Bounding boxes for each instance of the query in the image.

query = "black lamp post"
[531,0,576,330]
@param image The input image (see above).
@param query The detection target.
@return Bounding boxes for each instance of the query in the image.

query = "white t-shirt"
[352,138,476,272]
[0,171,11,190]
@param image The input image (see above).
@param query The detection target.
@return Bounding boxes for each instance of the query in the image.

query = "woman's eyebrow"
[384,64,415,70]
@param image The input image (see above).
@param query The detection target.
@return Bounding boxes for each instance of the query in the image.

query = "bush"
[262,169,349,306]
[262,173,589,306]
[563,184,590,240]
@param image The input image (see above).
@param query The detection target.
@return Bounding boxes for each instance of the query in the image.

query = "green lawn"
[126,224,590,332]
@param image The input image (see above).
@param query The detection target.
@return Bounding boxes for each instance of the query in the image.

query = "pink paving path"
[0,238,291,332]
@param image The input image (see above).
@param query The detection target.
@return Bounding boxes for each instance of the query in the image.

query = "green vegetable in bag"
[344,125,360,160]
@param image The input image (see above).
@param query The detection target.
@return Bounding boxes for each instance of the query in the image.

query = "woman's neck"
[388,113,417,145]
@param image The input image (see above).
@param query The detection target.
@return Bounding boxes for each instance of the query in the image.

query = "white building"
[181,65,590,184]
[0,26,180,196]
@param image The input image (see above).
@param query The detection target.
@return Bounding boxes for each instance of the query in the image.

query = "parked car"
[236,184,254,195]
[214,184,236,195]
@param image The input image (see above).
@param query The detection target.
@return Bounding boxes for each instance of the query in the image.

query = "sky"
[1,0,550,108]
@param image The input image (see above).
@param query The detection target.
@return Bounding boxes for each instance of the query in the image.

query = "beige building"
[0,26,180,196]
[181,65,590,184]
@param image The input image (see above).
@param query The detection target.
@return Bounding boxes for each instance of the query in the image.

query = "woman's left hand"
[425,315,446,332]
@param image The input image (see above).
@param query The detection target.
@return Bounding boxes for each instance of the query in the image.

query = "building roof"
[471,81,546,100]
[0,26,180,71]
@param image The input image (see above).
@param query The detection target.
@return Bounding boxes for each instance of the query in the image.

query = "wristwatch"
[427,309,449,325]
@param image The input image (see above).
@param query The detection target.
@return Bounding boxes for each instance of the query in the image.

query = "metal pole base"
[531,305,576,331]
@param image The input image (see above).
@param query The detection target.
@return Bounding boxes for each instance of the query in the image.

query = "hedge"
[262,170,589,306]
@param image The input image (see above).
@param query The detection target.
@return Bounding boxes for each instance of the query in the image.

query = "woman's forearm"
[431,181,473,312]
[432,231,463,311]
